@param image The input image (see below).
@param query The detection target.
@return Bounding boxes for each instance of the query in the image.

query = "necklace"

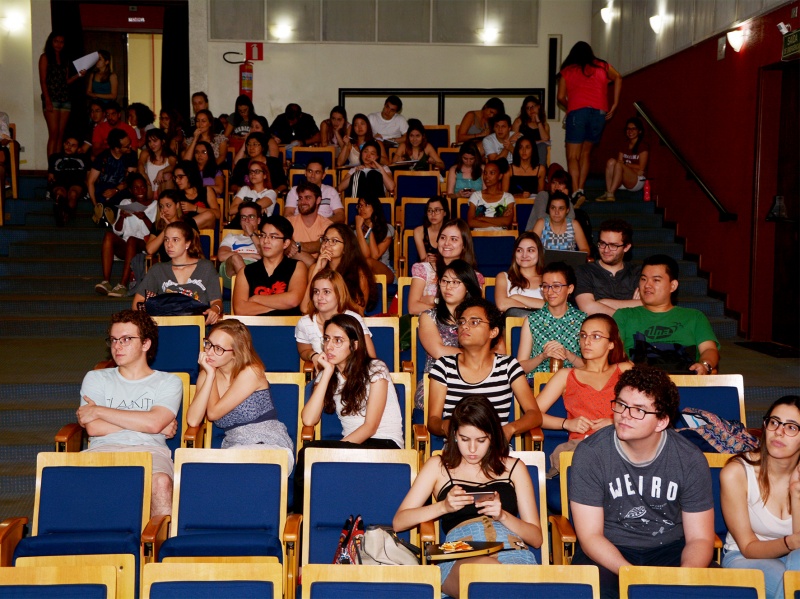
[172,262,198,268]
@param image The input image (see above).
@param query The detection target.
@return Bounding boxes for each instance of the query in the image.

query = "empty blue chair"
[619,565,765,599]
[424,125,450,151]
[152,316,205,383]
[395,172,439,204]
[0,565,117,599]
[472,231,518,277]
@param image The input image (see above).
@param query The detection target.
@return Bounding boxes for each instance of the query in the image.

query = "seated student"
[354,196,395,284]
[408,218,484,316]
[413,196,451,265]
[319,105,349,158]
[294,313,405,506]
[127,102,156,147]
[158,108,185,157]
[217,201,262,289]
[233,215,308,317]
[187,319,295,466]
[392,118,445,171]
[535,314,632,475]
[456,97,505,145]
[447,142,484,200]
[511,96,551,167]
[600,117,649,202]
[524,168,576,229]
[231,116,279,162]
[284,160,344,224]
[517,261,587,376]
[495,232,545,316]
[336,113,388,167]
[394,395,542,599]
[224,94,258,140]
[285,182,333,267]
[467,160,515,231]
[230,131,287,196]
[77,310,183,517]
[79,101,106,156]
[182,108,228,166]
[138,128,176,200]
[503,136,544,199]
[96,173,156,298]
[269,103,321,151]
[133,220,223,325]
[415,259,482,409]
[368,95,408,145]
[721,395,800,599]
[531,191,590,253]
[570,365,715,599]
[87,128,137,224]
[482,114,519,164]
[173,160,220,230]
[92,101,139,157]
[428,297,542,443]
[295,269,376,372]
[228,159,277,220]
[338,140,395,199]
[305,223,377,315]
[48,134,88,226]
[614,254,720,375]
[191,140,223,197]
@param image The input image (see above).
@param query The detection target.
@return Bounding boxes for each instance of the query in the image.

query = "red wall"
[591,1,799,337]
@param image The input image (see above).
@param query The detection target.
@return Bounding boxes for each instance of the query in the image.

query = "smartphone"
[466,491,495,502]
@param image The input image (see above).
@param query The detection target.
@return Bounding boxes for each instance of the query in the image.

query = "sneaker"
[108,283,128,298]
[572,190,586,209]
[95,280,112,295]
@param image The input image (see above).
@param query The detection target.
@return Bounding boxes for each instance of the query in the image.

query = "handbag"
[332,514,365,564]
[358,525,421,566]
[143,292,209,316]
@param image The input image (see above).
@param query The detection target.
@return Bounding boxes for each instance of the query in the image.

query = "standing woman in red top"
[557,42,622,208]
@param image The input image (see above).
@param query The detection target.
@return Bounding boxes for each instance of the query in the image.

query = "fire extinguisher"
[223,52,253,100]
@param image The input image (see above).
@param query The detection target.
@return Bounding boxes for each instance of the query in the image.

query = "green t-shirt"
[613,305,719,361]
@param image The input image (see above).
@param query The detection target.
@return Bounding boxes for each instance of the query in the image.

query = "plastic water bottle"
[643,180,651,202]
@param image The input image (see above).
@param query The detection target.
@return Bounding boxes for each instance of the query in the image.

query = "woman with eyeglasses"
[413,196,451,265]
[428,297,541,445]
[233,215,307,317]
[415,260,482,410]
[133,219,223,325]
[517,261,587,376]
[294,313,404,507]
[230,127,284,194]
[187,319,294,465]
[600,117,649,202]
[228,159,276,220]
[721,395,800,599]
[296,269,376,373]
[173,160,220,230]
[305,223,377,315]
[534,314,631,475]
[495,232,546,316]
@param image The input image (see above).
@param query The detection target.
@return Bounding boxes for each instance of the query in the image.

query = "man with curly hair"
[569,365,715,599]
[76,310,182,516]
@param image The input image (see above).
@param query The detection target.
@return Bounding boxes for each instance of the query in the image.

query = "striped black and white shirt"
[429,353,525,424]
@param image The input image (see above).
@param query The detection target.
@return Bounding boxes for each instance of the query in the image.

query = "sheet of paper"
[119,202,148,213]
[73,52,99,74]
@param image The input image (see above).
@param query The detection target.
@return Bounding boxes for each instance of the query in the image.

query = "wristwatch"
[701,360,713,374]
[295,241,302,253]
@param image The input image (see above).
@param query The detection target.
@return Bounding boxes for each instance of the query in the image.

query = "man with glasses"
[87,128,137,224]
[285,182,332,267]
[91,101,139,157]
[284,160,344,223]
[217,201,262,288]
[570,365,715,599]
[232,214,308,316]
[76,310,182,517]
[428,296,542,443]
[614,254,720,375]
[575,219,642,316]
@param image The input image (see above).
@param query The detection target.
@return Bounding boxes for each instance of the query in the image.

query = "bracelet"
[211,304,222,314]
[561,418,567,431]
[785,536,791,551]
[309,352,318,362]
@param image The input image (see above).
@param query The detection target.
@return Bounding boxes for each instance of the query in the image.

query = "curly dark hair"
[614,365,680,423]
[441,395,508,477]
[109,310,159,363]
[454,297,504,348]
[321,314,375,417]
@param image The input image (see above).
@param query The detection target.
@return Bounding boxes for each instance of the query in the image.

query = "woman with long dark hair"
[226,94,257,139]
[600,117,649,202]
[557,41,622,206]
[355,196,395,284]
[183,108,228,166]
[495,231,546,316]
[336,113,387,167]
[159,109,185,156]
[320,105,350,157]
[503,136,544,199]
[392,118,445,171]
[173,160,220,229]
[447,142,484,200]
[40,32,86,157]
[456,97,506,145]
[192,140,223,197]
[721,395,800,599]
[394,395,542,598]
[511,96,550,166]
[413,196,451,264]
[138,129,176,199]
[338,140,395,198]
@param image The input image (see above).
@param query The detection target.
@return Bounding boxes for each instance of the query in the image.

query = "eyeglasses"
[540,283,567,293]
[319,236,344,246]
[248,169,264,175]
[240,214,259,221]
[764,416,800,437]
[105,336,141,347]
[597,241,626,251]
[427,208,444,214]
[579,332,610,342]
[203,339,234,356]
[322,335,347,348]
[457,317,489,328]
[257,233,285,241]
[439,278,462,289]
[610,399,659,420]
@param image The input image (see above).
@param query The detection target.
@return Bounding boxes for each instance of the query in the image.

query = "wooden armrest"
[413,423,429,446]
[302,360,314,374]
[283,513,302,544]
[549,515,576,543]
[419,520,435,544]
[142,515,171,564]
[528,427,544,443]
[714,534,722,548]
[183,424,205,449]
[401,360,413,374]
[284,513,302,599]
[0,517,28,567]
[55,423,84,452]
[301,425,315,444]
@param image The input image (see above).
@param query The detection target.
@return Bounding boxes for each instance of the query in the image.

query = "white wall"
[190,0,593,168]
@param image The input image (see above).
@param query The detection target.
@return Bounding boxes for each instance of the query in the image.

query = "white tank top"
[146,159,170,191]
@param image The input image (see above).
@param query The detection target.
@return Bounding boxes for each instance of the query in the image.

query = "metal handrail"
[634,101,737,222]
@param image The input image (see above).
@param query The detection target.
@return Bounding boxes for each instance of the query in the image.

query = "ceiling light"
[601,6,613,24]
[726,29,744,52]
[274,22,292,41]
[480,27,499,44]
[2,11,25,33]
[649,15,663,34]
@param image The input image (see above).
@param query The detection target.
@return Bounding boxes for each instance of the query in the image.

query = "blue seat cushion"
[467,582,595,598]
[149,580,275,598]
[0,584,109,599]
[159,530,282,561]
[13,531,140,562]
[308,581,435,598]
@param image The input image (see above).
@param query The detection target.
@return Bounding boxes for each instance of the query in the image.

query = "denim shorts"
[41,95,71,111]
[565,107,606,144]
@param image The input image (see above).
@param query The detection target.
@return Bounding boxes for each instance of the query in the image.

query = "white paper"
[73,52,99,74]
[119,202,149,213]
